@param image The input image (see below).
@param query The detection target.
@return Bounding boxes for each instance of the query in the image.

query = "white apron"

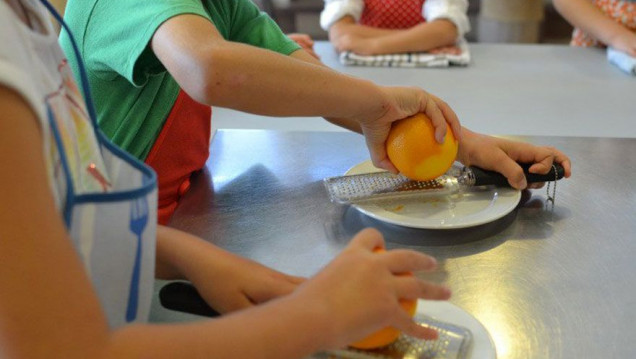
[40,0,158,328]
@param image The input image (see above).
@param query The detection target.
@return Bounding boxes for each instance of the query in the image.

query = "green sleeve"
[203,0,301,55]
[81,0,212,86]
[76,0,299,87]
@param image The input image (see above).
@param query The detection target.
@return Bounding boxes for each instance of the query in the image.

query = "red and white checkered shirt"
[359,0,425,29]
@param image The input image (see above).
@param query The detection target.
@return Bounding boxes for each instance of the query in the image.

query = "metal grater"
[324,163,565,205]
[319,314,473,359]
[323,172,461,204]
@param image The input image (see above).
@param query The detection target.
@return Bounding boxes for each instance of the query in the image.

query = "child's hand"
[428,45,463,55]
[357,87,462,173]
[194,256,305,314]
[287,33,319,59]
[335,33,377,55]
[609,30,636,57]
[191,252,306,314]
[157,226,305,314]
[456,129,572,189]
[292,228,451,349]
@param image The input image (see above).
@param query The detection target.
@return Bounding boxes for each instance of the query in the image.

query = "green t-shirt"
[60,0,300,160]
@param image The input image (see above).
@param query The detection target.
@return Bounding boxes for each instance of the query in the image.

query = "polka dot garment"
[360,0,426,29]
[571,0,636,47]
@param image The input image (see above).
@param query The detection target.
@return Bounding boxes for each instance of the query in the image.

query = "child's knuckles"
[420,282,449,300]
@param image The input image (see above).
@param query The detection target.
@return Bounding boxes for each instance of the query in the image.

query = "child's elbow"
[434,19,460,44]
[446,25,460,43]
[183,47,235,105]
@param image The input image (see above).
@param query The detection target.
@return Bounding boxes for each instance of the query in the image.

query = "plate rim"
[345,160,521,229]
[418,300,497,359]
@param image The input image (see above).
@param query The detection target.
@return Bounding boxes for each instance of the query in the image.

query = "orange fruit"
[386,113,458,181]
[349,299,417,350]
[349,248,418,350]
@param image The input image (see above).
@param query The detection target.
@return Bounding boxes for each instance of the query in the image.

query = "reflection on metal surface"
[167,131,636,359]
[466,286,515,358]
[340,204,518,248]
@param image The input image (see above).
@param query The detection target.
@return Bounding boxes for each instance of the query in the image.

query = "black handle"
[159,282,220,317]
[470,162,565,187]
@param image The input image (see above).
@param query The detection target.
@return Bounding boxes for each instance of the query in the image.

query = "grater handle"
[470,162,565,187]
[159,282,220,317]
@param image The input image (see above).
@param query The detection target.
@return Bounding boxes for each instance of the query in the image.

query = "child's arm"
[151,14,461,172]
[0,92,449,357]
[336,20,459,55]
[554,0,636,56]
[275,48,572,188]
[155,225,305,314]
[328,16,397,51]
[116,229,449,359]
[148,228,450,357]
[0,85,113,358]
[456,128,572,189]
[280,50,572,186]
[286,48,365,133]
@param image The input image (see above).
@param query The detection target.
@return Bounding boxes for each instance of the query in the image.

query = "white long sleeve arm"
[320,0,364,30]
[424,0,470,39]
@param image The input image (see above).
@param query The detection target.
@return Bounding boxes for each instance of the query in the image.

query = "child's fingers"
[422,96,447,144]
[393,276,451,301]
[300,41,314,50]
[287,274,308,285]
[287,33,314,46]
[378,249,437,273]
[431,95,462,141]
[551,150,572,177]
[366,139,389,171]
[526,152,556,176]
[362,126,399,174]
[527,182,546,189]
[488,150,528,189]
[393,307,440,340]
[559,158,572,178]
[349,227,385,252]
[301,34,315,45]
[305,48,320,59]
[376,157,399,174]
[524,146,571,178]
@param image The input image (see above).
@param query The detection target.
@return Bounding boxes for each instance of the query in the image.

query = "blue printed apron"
[40,0,158,328]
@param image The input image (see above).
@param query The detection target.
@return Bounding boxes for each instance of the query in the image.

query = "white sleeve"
[0,10,47,123]
[423,0,471,39]
[0,61,45,121]
[320,0,365,30]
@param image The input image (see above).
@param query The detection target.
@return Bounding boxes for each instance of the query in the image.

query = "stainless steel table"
[167,129,636,359]
[212,43,636,138]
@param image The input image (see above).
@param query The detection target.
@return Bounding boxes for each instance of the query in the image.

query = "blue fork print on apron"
[127,197,149,322]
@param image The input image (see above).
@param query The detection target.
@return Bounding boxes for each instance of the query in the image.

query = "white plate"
[322,300,495,359]
[345,160,521,229]
[418,300,496,359]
